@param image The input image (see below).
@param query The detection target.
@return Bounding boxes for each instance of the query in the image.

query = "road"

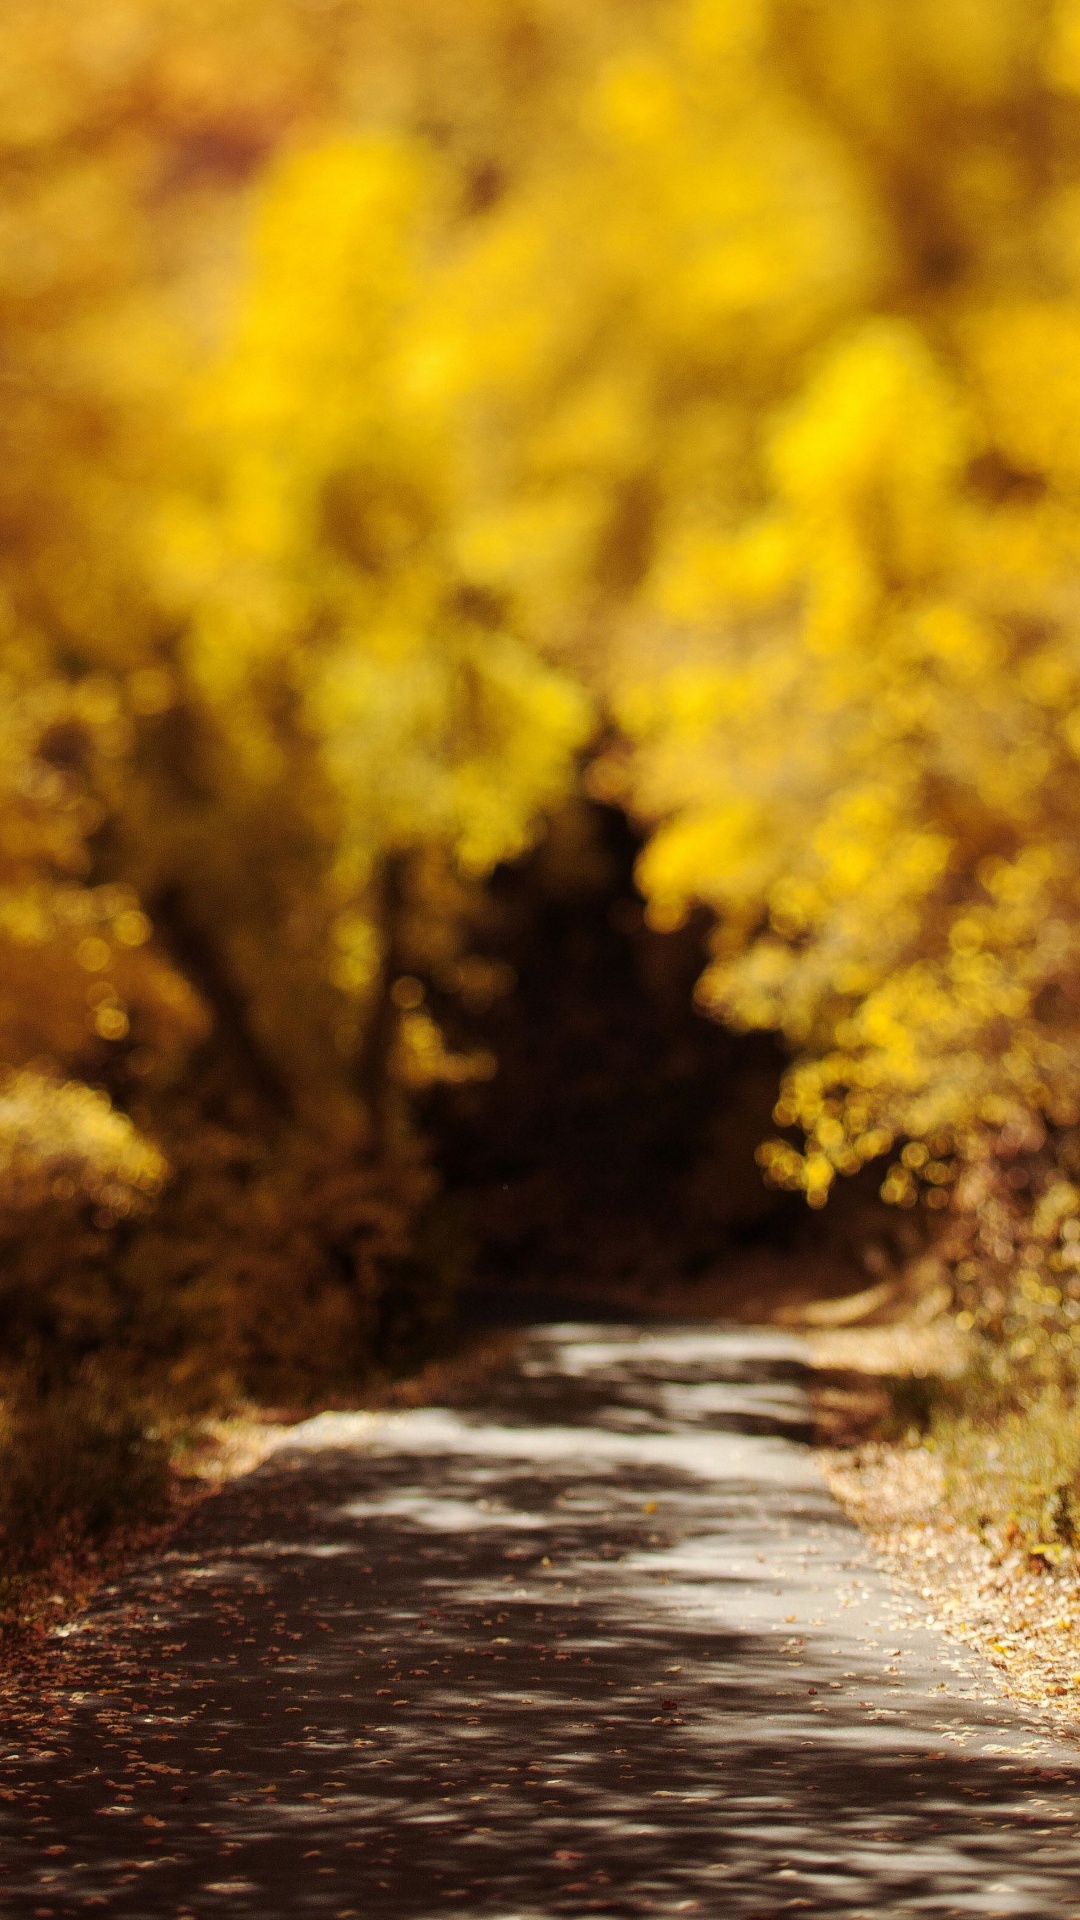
[3,1324,1080,1918]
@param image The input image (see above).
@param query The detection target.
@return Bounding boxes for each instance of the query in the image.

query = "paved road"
[4,1324,1080,1918]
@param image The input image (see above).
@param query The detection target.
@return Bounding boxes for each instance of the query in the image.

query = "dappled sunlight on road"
[3,1327,1080,1917]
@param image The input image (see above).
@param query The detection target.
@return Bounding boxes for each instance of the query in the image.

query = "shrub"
[0,1381,170,1579]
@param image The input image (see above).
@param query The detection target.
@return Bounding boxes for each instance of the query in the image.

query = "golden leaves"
[7,0,1080,1247]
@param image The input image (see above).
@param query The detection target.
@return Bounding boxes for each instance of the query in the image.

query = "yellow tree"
[14,0,1080,1391]
[0,0,614,1395]
[571,0,1080,1342]
[162,137,591,1133]
[323,0,1080,1340]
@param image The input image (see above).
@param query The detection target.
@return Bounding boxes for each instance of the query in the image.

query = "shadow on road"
[3,1327,1080,1918]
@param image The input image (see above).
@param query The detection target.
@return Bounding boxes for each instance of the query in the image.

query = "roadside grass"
[812,1313,1080,1727]
[0,1385,170,1556]
[932,1367,1080,1568]
[810,1308,1080,1563]
[0,1377,178,1643]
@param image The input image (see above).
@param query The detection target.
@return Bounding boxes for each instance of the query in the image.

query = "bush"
[0,1381,170,1579]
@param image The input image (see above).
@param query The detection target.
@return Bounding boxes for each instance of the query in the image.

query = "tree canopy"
[4,0,1080,1396]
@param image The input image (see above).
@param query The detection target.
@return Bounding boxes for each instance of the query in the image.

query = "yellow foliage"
[8,0,1080,1397]
[557,0,1080,1237]
[169,132,591,1119]
[0,1071,165,1215]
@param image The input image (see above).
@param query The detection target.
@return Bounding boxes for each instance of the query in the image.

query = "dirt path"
[4,1324,1080,1919]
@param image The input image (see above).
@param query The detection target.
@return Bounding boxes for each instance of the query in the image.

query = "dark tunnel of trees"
[425,803,904,1328]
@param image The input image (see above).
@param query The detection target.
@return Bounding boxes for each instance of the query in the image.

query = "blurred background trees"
[4,0,1080,1417]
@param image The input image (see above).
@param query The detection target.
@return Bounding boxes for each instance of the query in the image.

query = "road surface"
[3,1324,1080,1917]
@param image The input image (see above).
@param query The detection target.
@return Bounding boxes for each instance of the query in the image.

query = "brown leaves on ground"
[821,1440,1080,1733]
